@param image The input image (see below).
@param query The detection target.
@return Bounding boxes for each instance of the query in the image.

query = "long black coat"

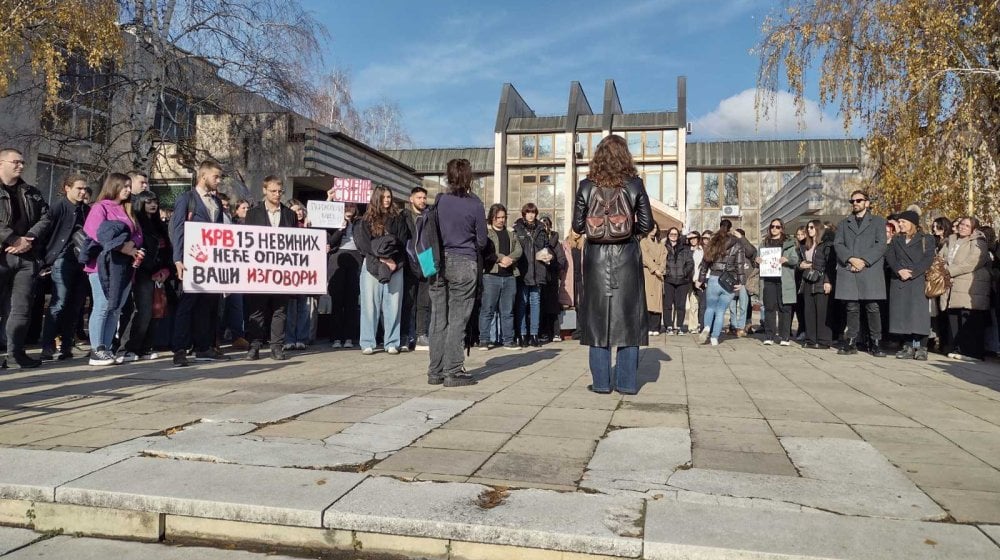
[572,177,654,347]
[885,232,935,335]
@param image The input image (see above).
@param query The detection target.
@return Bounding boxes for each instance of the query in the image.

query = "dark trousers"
[648,312,662,332]
[428,254,477,378]
[947,308,986,359]
[802,290,833,346]
[762,279,792,341]
[246,294,288,346]
[0,254,39,355]
[40,255,88,353]
[403,271,431,342]
[663,281,690,330]
[328,250,362,343]
[844,299,882,342]
[172,291,220,353]
[120,274,156,354]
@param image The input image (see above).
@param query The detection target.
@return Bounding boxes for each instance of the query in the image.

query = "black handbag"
[718,270,737,292]
[803,268,823,283]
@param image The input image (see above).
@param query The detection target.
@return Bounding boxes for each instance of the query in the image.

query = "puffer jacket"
[664,242,694,285]
[940,230,991,310]
[513,219,550,286]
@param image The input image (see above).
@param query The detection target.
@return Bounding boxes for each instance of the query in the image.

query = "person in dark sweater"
[427,158,487,386]
[39,174,90,361]
[479,203,522,349]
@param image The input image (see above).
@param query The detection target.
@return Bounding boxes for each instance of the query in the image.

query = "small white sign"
[759,246,782,277]
[306,200,345,228]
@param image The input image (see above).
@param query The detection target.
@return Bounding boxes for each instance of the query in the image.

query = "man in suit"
[242,176,297,360]
[169,160,229,366]
[834,190,888,356]
[39,174,90,361]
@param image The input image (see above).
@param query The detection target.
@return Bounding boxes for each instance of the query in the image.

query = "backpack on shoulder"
[406,201,442,278]
[585,185,634,244]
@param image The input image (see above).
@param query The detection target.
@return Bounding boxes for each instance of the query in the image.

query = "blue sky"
[302,0,853,147]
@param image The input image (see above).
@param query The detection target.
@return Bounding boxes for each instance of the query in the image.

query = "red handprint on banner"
[188,244,209,263]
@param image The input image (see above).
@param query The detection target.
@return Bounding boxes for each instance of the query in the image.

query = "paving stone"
[781,437,917,488]
[0,448,124,501]
[519,419,608,439]
[143,430,373,468]
[609,409,688,428]
[374,447,491,477]
[921,487,1000,523]
[361,397,473,427]
[534,407,614,424]
[444,414,533,433]
[413,429,511,452]
[498,435,596,459]
[56,457,365,527]
[688,415,773,435]
[324,422,439,457]
[692,448,798,476]
[0,527,37,554]
[31,427,155,448]
[668,468,947,520]
[0,423,84,446]
[768,420,860,439]
[250,420,349,440]
[582,428,690,493]
[475,453,586,487]
[201,394,349,423]
[693,430,785,454]
[854,425,954,445]
[938,430,1000,466]
[460,402,543,418]
[323,477,643,557]
[980,524,1000,546]
[165,516,354,550]
[296,405,382,423]
[644,499,1000,560]
[839,414,924,427]
[4,536,306,559]
[899,463,1000,492]
[869,441,989,467]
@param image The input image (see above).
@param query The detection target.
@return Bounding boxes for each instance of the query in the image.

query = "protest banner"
[182,222,327,295]
[307,200,345,228]
[328,177,373,204]
[758,246,783,277]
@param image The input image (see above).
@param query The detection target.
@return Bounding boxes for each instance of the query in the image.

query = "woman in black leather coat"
[571,135,654,395]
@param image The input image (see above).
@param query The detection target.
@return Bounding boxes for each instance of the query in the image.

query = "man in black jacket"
[39,174,90,360]
[0,148,53,368]
[242,176,298,360]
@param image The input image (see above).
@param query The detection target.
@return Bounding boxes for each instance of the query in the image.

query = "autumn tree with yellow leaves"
[0,0,122,107]
[756,0,1000,221]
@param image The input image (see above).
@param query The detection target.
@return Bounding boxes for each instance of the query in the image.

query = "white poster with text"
[306,200,345,228]
[758,246,782,278]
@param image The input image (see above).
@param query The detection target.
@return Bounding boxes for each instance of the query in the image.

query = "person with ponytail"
[695,220,746,346]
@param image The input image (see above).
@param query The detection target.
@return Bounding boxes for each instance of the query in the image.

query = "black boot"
[837,338,858,355]
[245,343,260,361]
[870,339,887,358]
[10,352,41,369]
[270,344,288,361]
[517,336,526,348]
[528,335,540,347]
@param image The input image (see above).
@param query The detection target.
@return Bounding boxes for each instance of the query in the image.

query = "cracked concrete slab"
[581,427,690,494]
[0,527,38,555]
[323,476,643,557]
[0,448,124,501]
[360,397,472,426]
[781,436,918,488]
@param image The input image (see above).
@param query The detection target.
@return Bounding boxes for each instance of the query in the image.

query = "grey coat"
[833,212,887,301]
[885,233,935,335]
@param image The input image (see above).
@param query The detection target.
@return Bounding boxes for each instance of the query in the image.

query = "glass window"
[724,172,739,206]
[644,172,661,202]
[740,172,760,208]
[703,173,719,207]
[687,171,702,210]
[626,132,643,156]
[521,135,536,158]
[523,174,537,184]
[537,184,554,209]
[644,131,661,157]
[554,134,566,158]
[662,167,677,207]
[507,135,520,159]
[664,130,678,156]
[555,172,567,203]
[537,135,553,159]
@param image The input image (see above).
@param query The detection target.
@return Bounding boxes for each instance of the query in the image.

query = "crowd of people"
[1,144,996,391]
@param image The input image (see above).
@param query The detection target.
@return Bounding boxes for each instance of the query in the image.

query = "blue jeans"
[589,346,639,394]
[518,284,541,336]
[480,275,516,345]
[284,295,312,345]
[40,256,88,353]
[359,262,403,350]
[728,284,749,330]
[88,272,131,350]
[703,276,736,339]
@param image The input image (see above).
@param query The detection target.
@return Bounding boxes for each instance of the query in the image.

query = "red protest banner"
[329,177,373,204]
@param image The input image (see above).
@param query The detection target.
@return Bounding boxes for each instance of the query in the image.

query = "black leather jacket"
[0,179,52,256]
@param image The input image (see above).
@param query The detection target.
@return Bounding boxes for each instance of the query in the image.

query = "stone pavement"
[0,333,999,559]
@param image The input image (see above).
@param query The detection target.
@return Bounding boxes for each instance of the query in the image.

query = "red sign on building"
[328,177,373,204]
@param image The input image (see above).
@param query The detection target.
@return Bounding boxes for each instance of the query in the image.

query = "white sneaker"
[89,350,115,366]
[763,339,774,346]
[697,329,710,344]
[282,344,294,351]
[115,351,139,364]
[295,342,306,350]
[710,338,720,346]
[344,340,354,349]
[553,335,562,342]
[387,347,399,355]
[331,340,343,349]
[779,340,791,347]
[362,347,374,355]
[399,345,410,352]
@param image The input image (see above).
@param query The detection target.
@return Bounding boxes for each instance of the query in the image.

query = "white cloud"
[691,88,848,140]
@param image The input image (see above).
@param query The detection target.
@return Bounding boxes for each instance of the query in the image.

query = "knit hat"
[897,210,920,227]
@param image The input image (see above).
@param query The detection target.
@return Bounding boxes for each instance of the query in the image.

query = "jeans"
[40,255,88,353]
[589,346,639,394]
[359,262,403,350]
[728,283,749,330]
[428,253,477,377]
[518,284,541,336]
[119,274,155,354]
[87,273,131,350]
[284,295,312,345]
[762,279,792,341]
[480,274,516,345]
[703,276,736,339]
[246,294,288,346]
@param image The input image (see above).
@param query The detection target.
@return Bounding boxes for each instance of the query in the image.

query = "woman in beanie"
[885,211,935,360]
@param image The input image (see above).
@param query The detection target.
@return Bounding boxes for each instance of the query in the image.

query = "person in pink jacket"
[82,173,142,366]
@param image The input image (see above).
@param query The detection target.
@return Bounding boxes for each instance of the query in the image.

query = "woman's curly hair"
[586,135,637,188]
